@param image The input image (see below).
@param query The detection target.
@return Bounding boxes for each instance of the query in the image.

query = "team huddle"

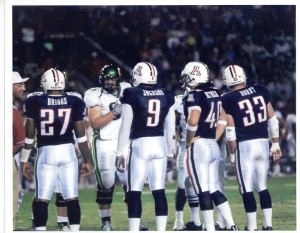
[18,60,282,231]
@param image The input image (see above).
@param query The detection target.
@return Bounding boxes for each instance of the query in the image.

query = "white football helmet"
[223,65,246,88]
[180,61,209,88]
[40,68,66,92]
[131,62,157,86]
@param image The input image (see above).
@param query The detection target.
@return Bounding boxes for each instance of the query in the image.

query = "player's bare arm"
[88,105,115,129]
[186,108,200,148]
[267,103,282,161]
[20,117,35,181]
[116,104,132,173]
[74,120,92,177]
[225,114,237,167]
[216,107,228,141]
[165,107,176,172]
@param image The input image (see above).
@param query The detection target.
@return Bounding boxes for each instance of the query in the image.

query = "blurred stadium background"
[13,5,296,231]
[13,5,296,177]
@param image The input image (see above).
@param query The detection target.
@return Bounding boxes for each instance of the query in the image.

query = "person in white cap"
[12,71,28,230]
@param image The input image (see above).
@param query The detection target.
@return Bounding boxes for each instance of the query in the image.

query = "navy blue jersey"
[120,85,175,139]
[24,92,86,148]
[222,84,270,142]
[183,86,221,139]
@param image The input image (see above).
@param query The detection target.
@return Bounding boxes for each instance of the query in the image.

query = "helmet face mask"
[223,65,247,88]
[40,68,66,93]
[180,61,209,88]
[99,64,121,93]
[132,62,157,86]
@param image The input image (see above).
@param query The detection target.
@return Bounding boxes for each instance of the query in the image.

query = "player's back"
[121,85,174,139]
[24,92,86,147]
[222,84,270,142]
[183,85,221,139]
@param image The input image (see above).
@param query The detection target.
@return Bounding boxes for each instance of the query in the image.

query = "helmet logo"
[135,66,143,76]
[190,66,201,76]
[52,69,60,82]
[229,65,238,81]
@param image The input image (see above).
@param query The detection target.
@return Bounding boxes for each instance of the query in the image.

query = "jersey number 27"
[40,108,71,135]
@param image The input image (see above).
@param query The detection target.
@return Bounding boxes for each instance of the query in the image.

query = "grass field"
[16,174,296,231]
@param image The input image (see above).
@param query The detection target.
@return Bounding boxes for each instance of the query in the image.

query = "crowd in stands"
[13,5,296,178]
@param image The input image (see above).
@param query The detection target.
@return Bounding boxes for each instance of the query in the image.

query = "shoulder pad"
[65,91,83,99]
[84,87,102,108]
[193,89,203,92]
[84,87,102,96]
[26,92,43,98]
[120,82,132,89]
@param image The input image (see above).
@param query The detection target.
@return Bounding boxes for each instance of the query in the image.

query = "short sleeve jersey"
[183,86,221,139]
[120,85,175,139]
[24,92,86,148]
[84,82,131,140]
[13,106,25,153]
[221,84,270,142]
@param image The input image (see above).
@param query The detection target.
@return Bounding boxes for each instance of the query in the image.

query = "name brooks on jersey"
[48,97,67,106]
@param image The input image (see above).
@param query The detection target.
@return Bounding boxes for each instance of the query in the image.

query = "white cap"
[13,71,29,84]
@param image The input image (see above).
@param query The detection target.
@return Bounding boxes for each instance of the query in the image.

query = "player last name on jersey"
[204,91,219,98]
[47,97,68,105]
[239,87,256,96]
[143,89,165,96]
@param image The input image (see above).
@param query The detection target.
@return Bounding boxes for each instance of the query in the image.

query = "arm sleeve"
[259,85,271,104]
[164,106,176,155]
[117,104,133,156]
[73,98,87,122]
[24,96,36,119]
[13,108,25,145]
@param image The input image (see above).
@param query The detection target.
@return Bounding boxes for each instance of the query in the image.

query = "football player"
[182,61,238,231]
[173,93,202,231]
[116,62,176,231]
[222,65,282,231]
[20,68,92,231]
[84,64,131,231]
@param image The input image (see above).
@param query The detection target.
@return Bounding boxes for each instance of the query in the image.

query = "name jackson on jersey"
[23,91,86,148]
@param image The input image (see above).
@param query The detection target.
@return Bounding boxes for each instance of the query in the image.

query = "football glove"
[22,163,33,182]
[270,142,282,161]
[167,156,174,172]
[230,153,235,167]
[77,154,84,168]
[112,103,122,118]
[116,156,125,173]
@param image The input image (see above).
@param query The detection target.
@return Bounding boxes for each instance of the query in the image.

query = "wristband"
[187,124,198,131]
[77,154,84,166]
[270,142,280,152]
[230,153,235,163]
[226,126,236,141]
[20,148,32,163]
[25,138,34,144]
[268,115,279,138]
[116,151,123,157]
[77,135,87,143]
[167,153,174,158]
[217,120,227,126]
